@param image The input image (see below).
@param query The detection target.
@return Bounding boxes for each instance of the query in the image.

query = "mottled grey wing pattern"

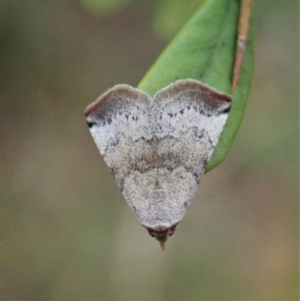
[153,80,231,184]
[85,84,153,190]
[136,80,232,230]
[85,79,231,247]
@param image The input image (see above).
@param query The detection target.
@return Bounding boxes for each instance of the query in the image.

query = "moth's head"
[145,224,177,250]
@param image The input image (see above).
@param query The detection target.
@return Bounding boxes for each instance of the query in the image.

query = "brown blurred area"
[0,0,298,300]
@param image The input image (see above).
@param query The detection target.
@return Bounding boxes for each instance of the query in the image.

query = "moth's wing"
[154,79,231,148]
[84,85,153,190]
[152,79,231,207]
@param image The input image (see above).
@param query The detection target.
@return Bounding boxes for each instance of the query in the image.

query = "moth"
[85,79,231,248]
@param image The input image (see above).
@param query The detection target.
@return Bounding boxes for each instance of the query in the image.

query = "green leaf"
[138,0,254,172]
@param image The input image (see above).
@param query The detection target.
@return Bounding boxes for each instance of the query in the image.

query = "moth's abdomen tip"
[160,241,166,251]
[144,224,178,249]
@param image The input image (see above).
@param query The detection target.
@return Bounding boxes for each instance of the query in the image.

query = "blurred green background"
[0,0,298,300]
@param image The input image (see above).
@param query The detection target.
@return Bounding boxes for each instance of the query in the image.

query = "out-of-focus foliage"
[78,0,205,37]
[79,0,133,15]
[0,0,298,301]
[152,0,205,38]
